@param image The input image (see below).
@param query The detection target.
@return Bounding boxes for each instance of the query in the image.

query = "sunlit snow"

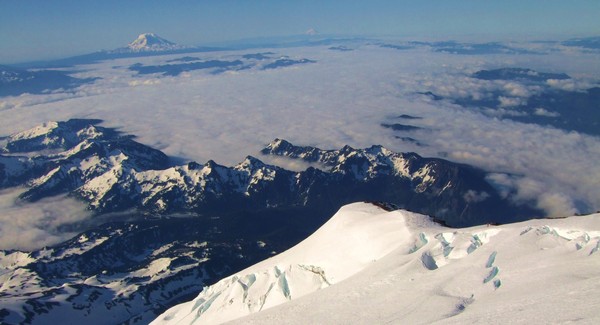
[153,202,600,324]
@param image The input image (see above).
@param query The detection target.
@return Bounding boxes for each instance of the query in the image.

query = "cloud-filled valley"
[0,188,90,250]
[1,41,600,250]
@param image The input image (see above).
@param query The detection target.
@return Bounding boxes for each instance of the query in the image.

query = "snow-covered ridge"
[3,119,106,153]
[264,138,423,179]
[0,120,538,226]
[154,202,600,324]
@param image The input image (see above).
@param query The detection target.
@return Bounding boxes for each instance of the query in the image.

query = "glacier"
[154,202,600,324]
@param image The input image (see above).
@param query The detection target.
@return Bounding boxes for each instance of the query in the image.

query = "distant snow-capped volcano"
[127,33,184,52]
[108,33,188,53]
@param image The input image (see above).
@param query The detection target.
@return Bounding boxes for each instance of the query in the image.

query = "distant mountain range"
[0,118,544,324]
[561,36,600,49]
[1,119,539,227]
[0,65,96,97]
[6,33,600,70]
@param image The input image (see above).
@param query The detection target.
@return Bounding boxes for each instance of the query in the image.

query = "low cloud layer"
[0,189,91,250]
[0,42,599,249]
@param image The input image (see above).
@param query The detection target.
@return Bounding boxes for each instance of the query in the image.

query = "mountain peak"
[305,28,318,36]
[127,33,184,52]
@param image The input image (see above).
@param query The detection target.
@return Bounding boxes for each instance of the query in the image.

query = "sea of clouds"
[1,41,599,250]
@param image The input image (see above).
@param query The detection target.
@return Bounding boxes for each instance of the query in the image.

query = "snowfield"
[153,202,600,324]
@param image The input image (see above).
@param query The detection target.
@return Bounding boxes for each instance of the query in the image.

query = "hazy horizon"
[1,0,599,64]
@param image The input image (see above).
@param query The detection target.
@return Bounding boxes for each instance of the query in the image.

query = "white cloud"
[259,155,325,172]
[533,107,560,117]
[502,82,532,98]
[485,173,516,199]
[415,101,600,216]
[0,188,91,251]
[481,107,528,117]
[128,79,161,87]
[546,78,594,92]
[498,96,525,107]
[0,43,599,250]
[537,192,578,218]
[487,173,578,217]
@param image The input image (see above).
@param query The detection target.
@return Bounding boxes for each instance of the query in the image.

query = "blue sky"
[1,0,599,63]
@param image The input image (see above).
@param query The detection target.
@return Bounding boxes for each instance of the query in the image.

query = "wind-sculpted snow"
[1,120,538,226]
[415,228,502,270]
[166,264,329,323]
[152,203,414,324]
[211,204,600,324]
[154,203,600,324]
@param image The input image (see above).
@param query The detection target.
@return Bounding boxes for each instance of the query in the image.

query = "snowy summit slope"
[126,33,186,52]
[152,203,417,324]
[153,202,600,324]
